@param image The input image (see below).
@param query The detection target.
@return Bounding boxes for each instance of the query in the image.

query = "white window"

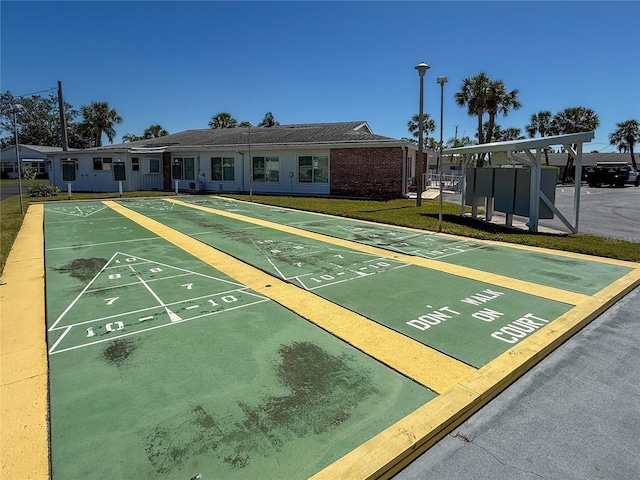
[172,157,195,180]
[93,157,113,171]
[146,158,160,174]
[298,155,329,183]
[253,156,279,182]
[132,157,140,172]
[211,157,235,181]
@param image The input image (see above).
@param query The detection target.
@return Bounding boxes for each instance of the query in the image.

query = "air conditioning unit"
[187,181,200,192]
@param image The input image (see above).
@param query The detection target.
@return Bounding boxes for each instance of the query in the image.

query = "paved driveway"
[0,183,20,201]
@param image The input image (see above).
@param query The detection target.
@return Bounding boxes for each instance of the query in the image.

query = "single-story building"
[45,121,438,199]
[0,144,63,179]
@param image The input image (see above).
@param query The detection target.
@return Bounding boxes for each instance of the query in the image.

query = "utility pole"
[58,81,68,151]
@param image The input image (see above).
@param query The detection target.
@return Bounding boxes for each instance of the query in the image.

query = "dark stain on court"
[144,341,377,474]
[54,257,108,282]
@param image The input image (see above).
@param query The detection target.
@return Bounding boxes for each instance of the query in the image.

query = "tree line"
[0,89,283,149]
[2,85,637,173]
[406,72,639,172]
[0,92,125,149]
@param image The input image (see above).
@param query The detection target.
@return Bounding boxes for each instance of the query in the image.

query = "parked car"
[585,162,629,187]
[626,166,639,186]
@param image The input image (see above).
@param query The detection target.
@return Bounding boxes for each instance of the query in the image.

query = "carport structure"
[443,131,595,233]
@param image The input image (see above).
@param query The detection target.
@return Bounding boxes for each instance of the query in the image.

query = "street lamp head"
[437,76,449,85]
[415,62,430,77]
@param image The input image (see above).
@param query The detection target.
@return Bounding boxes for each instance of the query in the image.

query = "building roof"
[87,121,403,153]
[1,144,69,154]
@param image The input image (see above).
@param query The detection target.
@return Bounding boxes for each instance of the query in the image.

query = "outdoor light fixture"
[437,76,448,231]
[13,104,25,214]
[414,62,430,207]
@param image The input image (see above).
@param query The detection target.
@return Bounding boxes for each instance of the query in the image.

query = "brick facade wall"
[330,147,404,199]
[162,152,171,190]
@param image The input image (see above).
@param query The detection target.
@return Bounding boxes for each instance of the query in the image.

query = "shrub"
[21,167,37,181]
[27,182,61,197]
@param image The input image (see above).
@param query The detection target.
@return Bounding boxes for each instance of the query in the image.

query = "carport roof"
[443,131,595,155]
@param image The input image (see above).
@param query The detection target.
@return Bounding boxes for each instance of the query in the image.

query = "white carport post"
[460,154,471,217]
[525,147,542,232]
[562,141,583,233]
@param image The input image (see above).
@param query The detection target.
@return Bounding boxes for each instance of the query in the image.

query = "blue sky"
[2,1,639,152]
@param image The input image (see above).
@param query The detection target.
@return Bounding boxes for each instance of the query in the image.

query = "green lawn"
[2,188,639,275]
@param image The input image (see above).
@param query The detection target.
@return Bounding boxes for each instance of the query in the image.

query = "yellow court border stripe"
[166,198,588,305]
[103,200,475,394]
[0,204,49,480]
[312,261,640,479]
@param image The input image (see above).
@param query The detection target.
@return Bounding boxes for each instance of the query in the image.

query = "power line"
[14,87,56,98]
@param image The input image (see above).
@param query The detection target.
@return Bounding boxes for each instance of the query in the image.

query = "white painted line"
[129,265,183,323]
[49,252,120,331]
[167,308,182,323]
[48,326,72,354]
[85,273,194,294]
[45,237,162,251]
[50,288,261,331]
[49,299,270,355]
[266,256,288,280]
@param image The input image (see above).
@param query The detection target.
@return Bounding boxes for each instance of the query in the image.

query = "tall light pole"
[437,76,448,232]
[414,62,430,207]
[248,124,253,202]
[13,104,25,214]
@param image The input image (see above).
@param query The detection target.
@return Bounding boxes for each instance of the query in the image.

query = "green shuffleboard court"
[117,198,579,368]
[177,196,633,296]
[26,196,638,480]
[44,202,433,479]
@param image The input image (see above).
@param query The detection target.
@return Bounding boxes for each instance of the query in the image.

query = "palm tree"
[407,113,437,147]
[609,119,639,171]
[142,124,169,139]
[258,112,279,127]
[121,133,142,143]
[495,127,524,142]
[238,121,252,127]
[455,72,490,146]
[525,110,553,164]
[445,136,475,148]
[79,101,123,147]
[550,107,600,182]
[484,79,521,144]
[455,73,519,165]
[209,112,238,129]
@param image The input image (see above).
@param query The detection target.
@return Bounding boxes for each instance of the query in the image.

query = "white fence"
[427,173,463,193]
